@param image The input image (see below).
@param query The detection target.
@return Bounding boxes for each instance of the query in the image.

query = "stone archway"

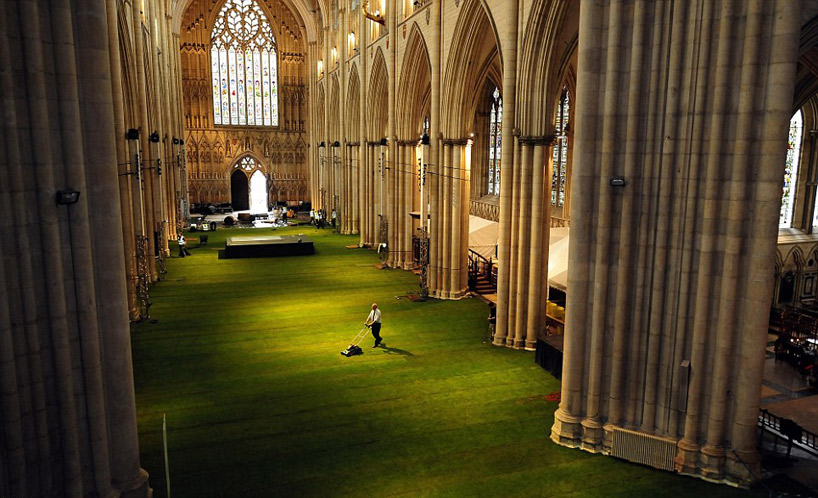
[230,170,249,210]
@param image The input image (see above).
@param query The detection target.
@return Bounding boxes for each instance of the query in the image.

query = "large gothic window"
[552,88,569,207]
[488,87,502,196]
[211,0,279,127]
[781,110,803,227]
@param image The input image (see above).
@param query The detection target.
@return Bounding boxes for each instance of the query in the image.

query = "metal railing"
[468,249,496,292]
[758,408,818,458]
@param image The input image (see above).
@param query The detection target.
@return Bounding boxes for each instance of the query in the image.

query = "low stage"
[221,235,315,259]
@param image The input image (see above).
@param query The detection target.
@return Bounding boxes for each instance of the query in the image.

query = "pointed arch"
[347,63,361,141]
[785,246,806,272]
[329,73,341,142]
[209,0,280,127]
[229,151,267,175]
[441,0,502,137]
[517,0,578,134]
[368,48,388,139]
[397,23,432,139]
[317,82,326,142]
[173,0,317,43]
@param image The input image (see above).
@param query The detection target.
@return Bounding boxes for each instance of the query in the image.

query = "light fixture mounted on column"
[56,190,81,205]
[332,141,340,147]
[149,132,160,143]
[126,128,140,140]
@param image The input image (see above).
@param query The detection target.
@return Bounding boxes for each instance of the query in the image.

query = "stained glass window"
[211,0,279,127]
[781,111,803,227]
[552,88,569,206]
[422,116,430,139]
[488,87,502,196]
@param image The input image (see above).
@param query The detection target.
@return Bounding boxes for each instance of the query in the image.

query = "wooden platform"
[220,235,315,259]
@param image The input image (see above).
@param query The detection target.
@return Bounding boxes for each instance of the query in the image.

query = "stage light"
[173,137,180,145]
[380,137,387,146]
[126,128,140,140]
[332,141,340,147]
[610,176,627,187]
[56,190,81,205]
[319,141,326,148]
[421,133,430,145]
[149,132,160,143]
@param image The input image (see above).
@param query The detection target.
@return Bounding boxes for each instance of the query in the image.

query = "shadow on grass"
[378,344,414,357]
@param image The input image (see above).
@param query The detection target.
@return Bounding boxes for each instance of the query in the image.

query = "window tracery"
[552,87,569,207]
[781,110,802,227]
[211,0,279,127]
[488,87,502,196]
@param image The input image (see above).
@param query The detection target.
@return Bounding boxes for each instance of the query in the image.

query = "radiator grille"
[610,427,677,472]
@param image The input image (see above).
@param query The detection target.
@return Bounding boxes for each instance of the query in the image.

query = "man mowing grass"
[364,302,383,348]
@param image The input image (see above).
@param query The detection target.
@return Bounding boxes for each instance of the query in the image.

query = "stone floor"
[760,338,818,494]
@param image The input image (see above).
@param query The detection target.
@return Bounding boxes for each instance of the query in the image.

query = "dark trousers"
[370,322,382,344]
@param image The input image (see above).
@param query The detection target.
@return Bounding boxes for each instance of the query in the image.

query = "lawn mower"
[341,325,370,357]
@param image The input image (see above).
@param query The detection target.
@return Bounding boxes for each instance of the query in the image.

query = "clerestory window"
[552,87,569,207]
[488,87,502,196]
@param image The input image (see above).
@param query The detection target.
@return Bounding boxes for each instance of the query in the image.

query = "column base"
[492,334,508,347]
[700,444,726,481]
[724,449,759,486]
[116,468,151,498]
[580,417,604,452]
[550,407,584,447]
[675,438,701,475]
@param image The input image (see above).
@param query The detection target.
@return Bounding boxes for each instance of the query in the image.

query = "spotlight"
[332,141,340,147]
[149,132,160,143]
[421,133,430,145]
[56,190,81,205]
[380,137,388,146]
[126,128,140,140]
[173,137,180,145]
[319,141,326,147]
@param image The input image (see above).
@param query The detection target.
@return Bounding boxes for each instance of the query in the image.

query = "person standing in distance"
[178,233,191,257]
[364,303,383,348]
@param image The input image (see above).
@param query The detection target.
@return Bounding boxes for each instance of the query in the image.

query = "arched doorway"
[232,155,269,213]
[249,169,268,213]
[231,170,249,210]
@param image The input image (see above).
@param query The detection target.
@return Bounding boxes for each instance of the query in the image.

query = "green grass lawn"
[132,226,757,497]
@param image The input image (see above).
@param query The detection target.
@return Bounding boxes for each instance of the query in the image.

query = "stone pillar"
[0,0,151,495]
[525,141,549,350]
[428,0,442,296]
[551,0,802,486]
[494,0,519,344]
[513,142,533,347]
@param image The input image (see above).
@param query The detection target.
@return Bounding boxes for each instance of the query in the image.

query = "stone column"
[525,141,549,350]
[494,0,519,344]
[441,141,452,297]
[449,143,462,296]
[551,0,803,487]
[513,142,533,347]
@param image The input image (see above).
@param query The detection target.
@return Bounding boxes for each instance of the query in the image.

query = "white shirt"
[367,308,381,323]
